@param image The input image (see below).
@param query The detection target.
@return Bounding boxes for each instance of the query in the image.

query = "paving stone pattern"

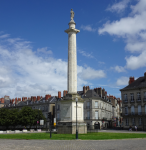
[0,139,146,150]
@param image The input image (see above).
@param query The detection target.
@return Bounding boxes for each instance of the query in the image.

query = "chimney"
[105,91,107,96]
[18,98,21,102]
[94,88,98,93]
[22,97,25,101]
[12,99,14,104]
[144,72,146,81]
[129,76,135,84]
[31,96,34,101]
[102,88,105,97]
[83,86,86,94]
[37,96,40,101]
[63,90,68,97]
[24,97,27,100]
[98,87,102,97]
[33,96,36,102]
[45,94,50,100]
[58,91,61,98]
[1,98,4,103]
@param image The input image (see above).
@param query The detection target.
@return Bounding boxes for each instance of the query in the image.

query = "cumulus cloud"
[37,47,52,55]
[106,0,130,13]
[81,25,96,32]
[111,66,126,72]
[0,34,105,98]
[98,0,146,70]
[78,67,106,80]
[116,76,129,86]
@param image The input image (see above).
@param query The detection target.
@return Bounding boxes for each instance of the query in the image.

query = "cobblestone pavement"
[0,139,146,150]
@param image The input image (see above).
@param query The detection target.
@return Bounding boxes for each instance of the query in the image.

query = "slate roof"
[83,90,100,99]
[120,76,146,91]
[3,96,57,107]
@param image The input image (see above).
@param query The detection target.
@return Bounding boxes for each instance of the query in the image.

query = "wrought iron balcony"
[138,112,142,115]
[130,99,135,103]
[123,99,128,103]
[137,98,141,102]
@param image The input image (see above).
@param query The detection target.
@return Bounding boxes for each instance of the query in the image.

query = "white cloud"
[106,0,130,13]
[78,67,106,80]
[111,66,126,72]
[0,34,10,38]
[116,76,129,86]
[78,49,94,58]
[81,25,96,32]
[37,47,52,55]
[0,34,105,98]
[98,0,146,70]
[126,51,146,70]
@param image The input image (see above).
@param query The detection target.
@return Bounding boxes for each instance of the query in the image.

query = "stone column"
[65,9,80,94]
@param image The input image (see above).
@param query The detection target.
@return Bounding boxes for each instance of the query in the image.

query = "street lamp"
[75,97,78,139]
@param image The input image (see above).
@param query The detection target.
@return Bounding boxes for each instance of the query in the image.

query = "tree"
[0,108,11,129]
[19,106,46,128]
[8,108,19,129]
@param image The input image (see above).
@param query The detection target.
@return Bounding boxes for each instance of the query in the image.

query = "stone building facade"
[120,72,146,130]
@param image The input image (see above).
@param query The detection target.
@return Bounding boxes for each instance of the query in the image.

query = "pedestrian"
[135,125,137,131]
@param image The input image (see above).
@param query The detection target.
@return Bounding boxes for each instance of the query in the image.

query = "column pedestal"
[57,94,87,134]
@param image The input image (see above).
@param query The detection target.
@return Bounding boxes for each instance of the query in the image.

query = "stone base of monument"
[57,93,87,134]
[57,122,87,134]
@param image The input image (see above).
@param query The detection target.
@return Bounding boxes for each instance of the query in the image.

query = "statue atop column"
[70,9,74,21]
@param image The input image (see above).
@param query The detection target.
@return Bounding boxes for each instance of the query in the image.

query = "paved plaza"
[0,139,146,150]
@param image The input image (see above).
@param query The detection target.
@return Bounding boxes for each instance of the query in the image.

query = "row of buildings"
[0,86,122,129]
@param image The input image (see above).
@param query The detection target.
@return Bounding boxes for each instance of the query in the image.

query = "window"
[139,118,142,126]
[124,94,127,101]
[95,111,98,119]
[125,107,128,115]
[130,93,134,101]
[132,118,135,126]
[131,106,135,115]
[137,92,141,100]
[126,118,129,126]
[95,101,98,108]
[87,102,90,109]
[87,111,90,119]
[138,105,142,115]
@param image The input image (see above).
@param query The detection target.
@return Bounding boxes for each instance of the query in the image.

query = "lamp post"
[75,97,78,139]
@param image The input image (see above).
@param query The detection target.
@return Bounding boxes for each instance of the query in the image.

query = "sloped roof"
[120,76,146,91]
[83,90,100,99]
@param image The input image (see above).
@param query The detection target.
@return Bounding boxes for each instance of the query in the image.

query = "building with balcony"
[120,72,146,130]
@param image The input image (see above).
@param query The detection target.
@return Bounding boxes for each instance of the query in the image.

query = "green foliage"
[0,108,11,128]
[0,106,46,128]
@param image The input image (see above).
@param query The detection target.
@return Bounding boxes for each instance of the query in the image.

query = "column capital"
[65,28,80,34]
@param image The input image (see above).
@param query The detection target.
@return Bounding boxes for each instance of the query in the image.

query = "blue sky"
[0,0,146,99]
